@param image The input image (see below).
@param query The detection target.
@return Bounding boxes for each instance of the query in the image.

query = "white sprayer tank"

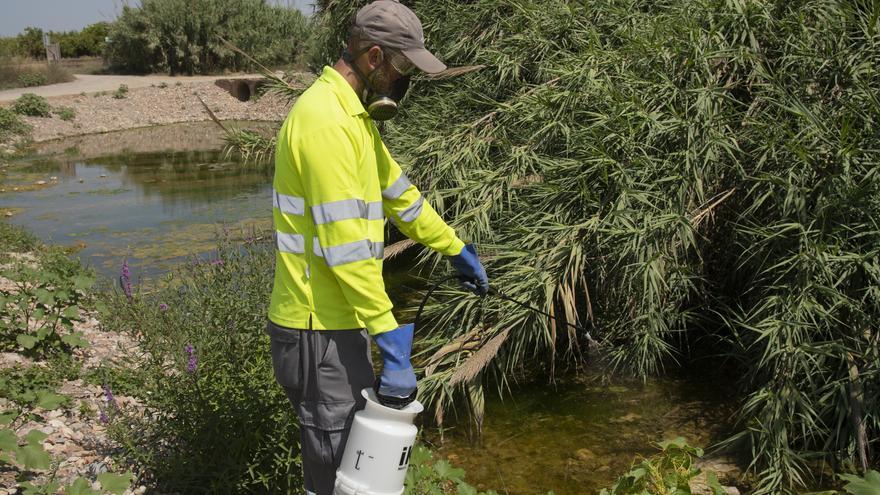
[334,388,424,495]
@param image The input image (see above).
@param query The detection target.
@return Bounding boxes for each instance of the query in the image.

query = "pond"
[0,123,736,494]
[424,373,734,494]
[0,122,275,279]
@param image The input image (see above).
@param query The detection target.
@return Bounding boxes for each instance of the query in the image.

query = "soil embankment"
[1,75,303,143]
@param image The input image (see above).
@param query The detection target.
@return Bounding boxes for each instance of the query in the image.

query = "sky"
[0,0,315,37]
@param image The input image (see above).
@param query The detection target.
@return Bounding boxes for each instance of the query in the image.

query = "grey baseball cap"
[353,0,447,74]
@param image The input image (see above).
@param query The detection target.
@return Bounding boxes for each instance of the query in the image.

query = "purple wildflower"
[185,344,198,374]
[159,303,169,311]
[103,383,117,410]
[98,406,108,424]
[120,259,132,300]
[211,258,224,266]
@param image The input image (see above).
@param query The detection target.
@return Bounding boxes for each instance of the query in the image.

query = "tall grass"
[229,0,880,491]
[0,56,74,90]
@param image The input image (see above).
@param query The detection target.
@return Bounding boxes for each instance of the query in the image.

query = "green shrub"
[0,249,93,357]
[0,222,39,253]
[16,71,46,87]
[405,444,501,495]
[600,438,725,495]
[0,107,32,140]
[106,0,310,74]
[10,93,51,117]
[112,84,128,99]
[54,106,75,121]
[101,233,301,492]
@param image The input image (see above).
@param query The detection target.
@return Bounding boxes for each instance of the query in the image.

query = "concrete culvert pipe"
[214,78,267,102]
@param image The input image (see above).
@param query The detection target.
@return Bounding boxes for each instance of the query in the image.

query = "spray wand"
[413,276,599,348]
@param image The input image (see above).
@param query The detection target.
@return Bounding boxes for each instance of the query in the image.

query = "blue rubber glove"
[373,323,416,406]
[450,244,489,296]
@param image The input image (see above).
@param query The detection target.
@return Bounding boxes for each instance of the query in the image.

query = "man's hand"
[450,244,489,296]
[373,323,416,408]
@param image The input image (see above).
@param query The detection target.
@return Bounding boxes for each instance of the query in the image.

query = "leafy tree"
[106,0,310,74]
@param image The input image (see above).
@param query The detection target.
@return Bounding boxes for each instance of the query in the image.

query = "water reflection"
[1,148,273,278]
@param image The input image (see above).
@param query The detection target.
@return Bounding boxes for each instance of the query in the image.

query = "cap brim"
[402,47,447,74]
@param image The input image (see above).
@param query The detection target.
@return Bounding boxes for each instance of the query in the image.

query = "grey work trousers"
[267,321,375,495]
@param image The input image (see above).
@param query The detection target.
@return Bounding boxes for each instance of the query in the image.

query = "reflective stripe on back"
[313,237,384,266]
[273,189,306,216]
[276,232,305,254]
[311,199,384,225]
[398,196,424,222]
[382,174,412,200]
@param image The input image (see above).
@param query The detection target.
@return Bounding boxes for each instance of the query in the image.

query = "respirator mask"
[343,46,415,121]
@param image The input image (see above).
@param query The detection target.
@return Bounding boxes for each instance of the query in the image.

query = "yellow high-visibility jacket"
[268,66,465,335]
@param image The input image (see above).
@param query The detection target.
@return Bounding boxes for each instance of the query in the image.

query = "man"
[265,1,490,494]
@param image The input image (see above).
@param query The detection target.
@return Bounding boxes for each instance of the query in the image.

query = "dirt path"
[0,73,263,103]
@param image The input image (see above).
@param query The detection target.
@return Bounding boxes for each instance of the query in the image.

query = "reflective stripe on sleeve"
[398,196,424,223]
[313,237,384,266]
[311,199,384,225]
[382,174,412,200]
[276,232,305,254]
[273,189,305,216]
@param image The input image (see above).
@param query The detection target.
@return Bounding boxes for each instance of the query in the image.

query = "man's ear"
[366,45,384,71]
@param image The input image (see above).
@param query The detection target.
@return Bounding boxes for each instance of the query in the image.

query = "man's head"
[343,0,445,120]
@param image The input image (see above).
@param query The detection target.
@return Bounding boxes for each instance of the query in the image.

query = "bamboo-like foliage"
[232,0,880,491]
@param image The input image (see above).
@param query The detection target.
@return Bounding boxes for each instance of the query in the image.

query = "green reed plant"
[100,231,301,493]
[228,0,880,491]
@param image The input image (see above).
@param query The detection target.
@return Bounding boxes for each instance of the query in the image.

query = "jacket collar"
[321,66,367,117]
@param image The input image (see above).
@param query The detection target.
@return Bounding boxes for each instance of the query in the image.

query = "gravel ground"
[0,254,149,494]
[5,78,302,143]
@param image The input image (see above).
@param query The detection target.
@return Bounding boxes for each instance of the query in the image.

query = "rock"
[99,174,107,178]
[36,180,46,185]
[574,448,596,462]
[79,179,84,183]
[50,176,58,181]
[4,212,11,217]
[611,412,642,423]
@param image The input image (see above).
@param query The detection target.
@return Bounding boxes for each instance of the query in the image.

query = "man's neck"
[333,58,365,97]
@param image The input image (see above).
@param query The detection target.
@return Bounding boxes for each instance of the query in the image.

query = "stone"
[611,412,642,423]
[36,180,46,185]
[574,448,596,462]
[50,176,58,181]
[4,212,11,217]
